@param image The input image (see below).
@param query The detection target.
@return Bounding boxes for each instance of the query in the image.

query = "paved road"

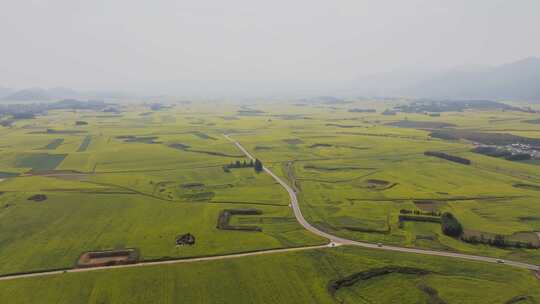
[0,135,537,282]
[0,244,330,281]
[224,134,540,271]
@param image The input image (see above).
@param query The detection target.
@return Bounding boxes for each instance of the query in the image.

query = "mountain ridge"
[402,57,540,101]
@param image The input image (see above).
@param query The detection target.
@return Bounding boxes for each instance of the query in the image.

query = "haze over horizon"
[2,0,540,97]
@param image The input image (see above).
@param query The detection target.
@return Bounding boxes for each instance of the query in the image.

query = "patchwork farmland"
[0,99,539,303]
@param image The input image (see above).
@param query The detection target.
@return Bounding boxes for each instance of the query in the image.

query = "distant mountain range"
[404,57,540,101]
[3,57,539,102]
[1,87,53,101]
[357,57,540,102]
[0,86,15,99]
[0,87,131,101]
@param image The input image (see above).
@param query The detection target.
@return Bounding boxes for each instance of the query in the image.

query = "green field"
[0,99,539,302]
[42,138,64,150]
[0,246,538,304]
[233,102,540,264]
[14,153,67,171]
[77,135,92,152]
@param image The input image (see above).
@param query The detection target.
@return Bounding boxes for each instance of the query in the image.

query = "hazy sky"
[2,0,540,96]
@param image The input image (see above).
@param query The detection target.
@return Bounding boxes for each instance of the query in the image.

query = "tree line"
[223,159,263,173]
[424,151,471,165]
[400,209,441,217]
[461,233,537,249]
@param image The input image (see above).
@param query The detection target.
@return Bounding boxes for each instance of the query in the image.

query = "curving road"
[224,134,540,271]
[0,135,537,282]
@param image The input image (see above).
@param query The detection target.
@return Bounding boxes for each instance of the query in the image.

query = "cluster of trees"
[441,212,463,237]
[429,131,459,141]
[396,209,538,249]
[396,211,466,239]
[222,159,263,173]
[382,109,397,115]
[254,159,263,172]
[424,151,471,165]
[460,234,537,249]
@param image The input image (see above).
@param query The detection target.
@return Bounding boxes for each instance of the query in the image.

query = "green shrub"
[441,212,463,237]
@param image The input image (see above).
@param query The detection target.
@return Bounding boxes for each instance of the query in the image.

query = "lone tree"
[254,159,263,173]
[441,212,463,237]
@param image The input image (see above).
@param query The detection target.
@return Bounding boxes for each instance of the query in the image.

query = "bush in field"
[441,212,463,237]
[254,159,263,173]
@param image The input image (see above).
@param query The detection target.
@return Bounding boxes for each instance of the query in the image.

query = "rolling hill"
[404,57,540,101]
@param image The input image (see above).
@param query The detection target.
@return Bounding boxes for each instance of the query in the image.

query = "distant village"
[473,143,540,161]
[506,143,540,159]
